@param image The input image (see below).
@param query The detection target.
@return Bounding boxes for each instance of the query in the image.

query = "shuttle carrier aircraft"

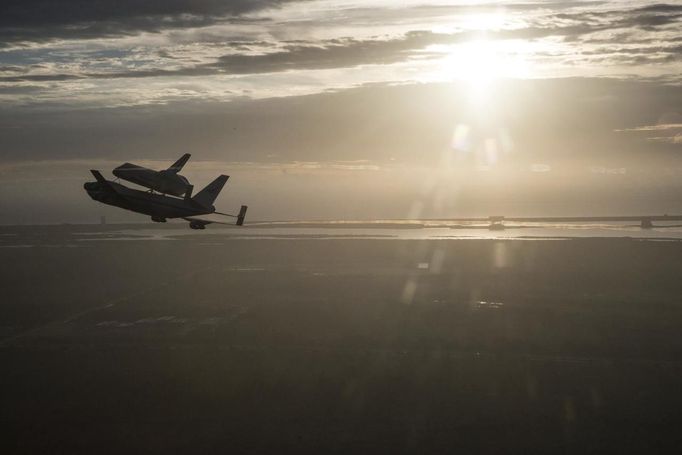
[84,155,247,229]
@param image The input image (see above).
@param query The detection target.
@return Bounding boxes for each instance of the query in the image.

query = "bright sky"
[0,1,681,223]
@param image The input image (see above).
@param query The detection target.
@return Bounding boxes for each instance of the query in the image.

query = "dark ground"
[2,226,682,453]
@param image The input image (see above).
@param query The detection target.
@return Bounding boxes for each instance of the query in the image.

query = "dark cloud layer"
[0,0,294,45]
[555,3,682,32]
[3,24,680,85]
[2,1,681,49]
[0,31,463,82]
[2,1,680,83]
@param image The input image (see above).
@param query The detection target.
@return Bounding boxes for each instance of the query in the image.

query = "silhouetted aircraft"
[84,170,247,229]
[113,153,193,197]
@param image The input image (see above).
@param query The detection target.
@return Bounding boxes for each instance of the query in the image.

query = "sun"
[421,36,535,101]
[452,41,499,87]
[441,40,531,86]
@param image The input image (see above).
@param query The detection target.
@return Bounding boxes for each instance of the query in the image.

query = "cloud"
[615,120,682,145]
[635,4,682,14]
[576,42,682,66]
[0,0,297,46]
[648,134,682,144]
[616,123,682,132]
[2,1,680,49]
[0,31,463,82]
[209,31,454,73]
[5,21,677,85]
[1,1,681,110]
[0,84,43,94]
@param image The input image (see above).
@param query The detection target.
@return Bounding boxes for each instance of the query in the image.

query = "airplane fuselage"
[84,179,211,221]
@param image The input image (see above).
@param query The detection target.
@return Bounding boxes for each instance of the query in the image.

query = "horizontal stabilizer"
[183,213,241,228]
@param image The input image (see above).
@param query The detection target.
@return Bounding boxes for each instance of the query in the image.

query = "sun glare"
[452,41,499,86]
[463,12,507,31]
[424,39,533,99]
[422,10,534,94]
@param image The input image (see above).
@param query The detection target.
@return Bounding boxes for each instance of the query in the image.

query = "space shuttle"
[113,153,193,197]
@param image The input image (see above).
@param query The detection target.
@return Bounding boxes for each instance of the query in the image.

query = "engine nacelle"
[189,220,207,230]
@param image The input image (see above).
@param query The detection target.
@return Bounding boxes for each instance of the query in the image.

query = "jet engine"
[189,220,208,230]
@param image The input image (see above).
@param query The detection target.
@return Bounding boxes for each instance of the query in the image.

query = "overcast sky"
[1,0,681,223]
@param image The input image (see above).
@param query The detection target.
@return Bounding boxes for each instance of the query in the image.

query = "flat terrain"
[2,226,682,453]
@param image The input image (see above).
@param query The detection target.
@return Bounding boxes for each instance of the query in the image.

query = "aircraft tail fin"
[192,175,229,208]
[90,170,108,184]
[167,153,191,174]
[90,170,116,190]
[236,205,248,226]
[184,184,194,200]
